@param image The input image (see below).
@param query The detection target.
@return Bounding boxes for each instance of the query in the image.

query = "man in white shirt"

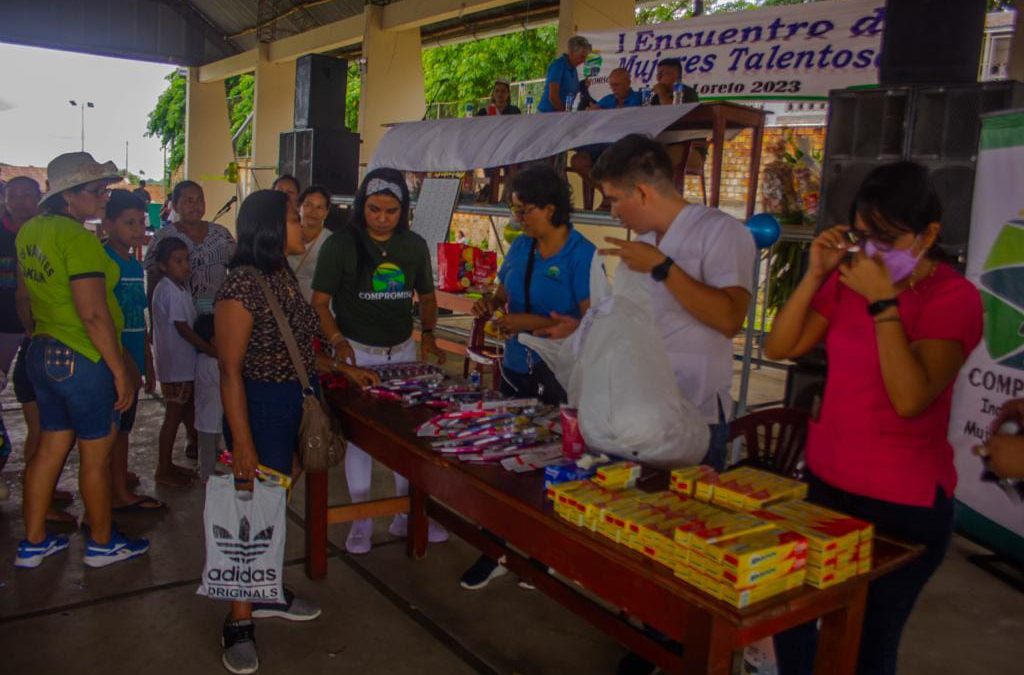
[542,133,756,472]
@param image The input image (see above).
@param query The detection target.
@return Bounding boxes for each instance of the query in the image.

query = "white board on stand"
[411,178,461,272]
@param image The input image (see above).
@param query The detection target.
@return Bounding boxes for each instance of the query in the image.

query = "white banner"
[949,111,1024,551]
[581,0,883,101]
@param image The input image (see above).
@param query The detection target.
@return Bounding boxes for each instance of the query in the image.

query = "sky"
[0,43,175,179]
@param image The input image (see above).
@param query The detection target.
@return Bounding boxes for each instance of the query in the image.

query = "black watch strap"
[867,298,899,316]
[651,256,674,282]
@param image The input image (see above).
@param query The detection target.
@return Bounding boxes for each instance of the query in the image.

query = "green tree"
[145,71,186,179]
[226,74,255,156]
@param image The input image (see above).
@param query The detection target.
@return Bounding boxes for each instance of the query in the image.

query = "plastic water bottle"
[469,371,481,389]
[673,83,684,105]
[641,86,652,106]
[465,103,475,118]
[564,94,576,112]
[525,95,535,114]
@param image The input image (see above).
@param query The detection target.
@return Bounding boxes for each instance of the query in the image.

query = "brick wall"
[684,126,826,208]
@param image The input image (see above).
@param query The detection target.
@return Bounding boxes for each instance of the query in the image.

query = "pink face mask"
[864,238,922,283]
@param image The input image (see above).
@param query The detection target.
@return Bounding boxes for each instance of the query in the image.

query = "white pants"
[344,338,417,504]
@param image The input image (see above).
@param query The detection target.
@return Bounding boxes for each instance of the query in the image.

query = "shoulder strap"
[242,266,313,392]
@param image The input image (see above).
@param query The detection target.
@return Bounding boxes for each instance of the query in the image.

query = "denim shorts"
[27,336,119,440]
[224,378,315,476]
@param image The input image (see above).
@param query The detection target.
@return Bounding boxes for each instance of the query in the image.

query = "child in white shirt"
[192,313,222,481]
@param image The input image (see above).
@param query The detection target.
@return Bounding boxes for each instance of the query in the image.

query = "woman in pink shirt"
[765,162,982,675]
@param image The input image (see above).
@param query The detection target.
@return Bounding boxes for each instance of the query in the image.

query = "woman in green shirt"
[311,167,448,554]
[14,152,147,569]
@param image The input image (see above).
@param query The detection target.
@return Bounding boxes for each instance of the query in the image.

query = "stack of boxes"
[547,465,874,607]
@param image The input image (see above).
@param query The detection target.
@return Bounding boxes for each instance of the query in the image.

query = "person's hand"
[492,313,535,338]
[652,82,671,102]
[533,312,581,339]
[991,398,1024,434]
[974,434,1024,480]
[838,251,897,303]
[809,225,853,280]
[600,237,668,274]
[339,364,380,389]
[420,333,447,364]
[472,296,495,319]
[232,440,259,483]
[334,338,356,366]
[112,367,137,413]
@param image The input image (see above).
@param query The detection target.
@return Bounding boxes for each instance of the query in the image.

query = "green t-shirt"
[311,225,434,348]
[16,214,124,362]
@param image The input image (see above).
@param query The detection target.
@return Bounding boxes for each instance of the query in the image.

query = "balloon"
[746,212,781,249]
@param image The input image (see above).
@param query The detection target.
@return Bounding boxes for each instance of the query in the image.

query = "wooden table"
[306,391,919,675]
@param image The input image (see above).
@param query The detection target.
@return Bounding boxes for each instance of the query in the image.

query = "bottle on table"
[525,95,535,114]
[465,103,475,118]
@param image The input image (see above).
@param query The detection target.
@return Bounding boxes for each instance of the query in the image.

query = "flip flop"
[113,496,167,512]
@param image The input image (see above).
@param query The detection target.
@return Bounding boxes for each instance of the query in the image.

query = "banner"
[581,0,883,101]
[949,111,1024,561]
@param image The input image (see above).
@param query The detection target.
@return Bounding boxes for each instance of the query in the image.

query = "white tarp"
[368,104,698,172]
[581,0,883,101]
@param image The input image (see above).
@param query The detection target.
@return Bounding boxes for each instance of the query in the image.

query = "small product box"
[592,461,643,490]
[669,465,719,497]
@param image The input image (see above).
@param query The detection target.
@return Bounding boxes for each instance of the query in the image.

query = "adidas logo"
[212,516,274,564]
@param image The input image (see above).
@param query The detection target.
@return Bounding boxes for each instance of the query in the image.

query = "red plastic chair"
[727,407,809,479]
[463,316,503,391]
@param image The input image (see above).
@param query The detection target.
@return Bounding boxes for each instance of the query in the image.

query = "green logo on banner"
[583,53,603,78]
[372,262,406,293]
[980,219,1024,369]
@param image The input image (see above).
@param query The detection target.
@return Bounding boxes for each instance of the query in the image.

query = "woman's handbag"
[248,268,346,471]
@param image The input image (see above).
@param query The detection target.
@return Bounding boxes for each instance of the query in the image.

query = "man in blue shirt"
[593,68,643,109]
[537,35,592,113]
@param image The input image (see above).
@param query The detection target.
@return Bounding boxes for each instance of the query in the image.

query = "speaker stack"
[278,54,360,196]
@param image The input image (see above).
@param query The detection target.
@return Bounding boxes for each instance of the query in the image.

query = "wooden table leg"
[709,109,727,208]
[680,613,736,675]
[814,584,868,675]
[406,485,429,560]
[305,469,329,580]
[745,120,766,219]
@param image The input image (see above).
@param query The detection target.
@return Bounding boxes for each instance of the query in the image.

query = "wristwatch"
[867,298,899,316]
[651,256,674,282]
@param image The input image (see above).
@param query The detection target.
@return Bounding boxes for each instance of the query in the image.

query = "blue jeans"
[224,378,316,476]
[27,336,119,440]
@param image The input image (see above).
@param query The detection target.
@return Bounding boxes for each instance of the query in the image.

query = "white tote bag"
[197,475,287,603]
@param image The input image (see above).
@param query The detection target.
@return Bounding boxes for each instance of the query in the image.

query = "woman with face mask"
[764,161,983,675]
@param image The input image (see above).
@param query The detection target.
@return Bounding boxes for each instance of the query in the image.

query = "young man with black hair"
[650,58,700,105]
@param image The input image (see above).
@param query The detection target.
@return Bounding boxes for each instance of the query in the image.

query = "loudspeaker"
[880,0,987,85]
[294,54,348,130]
[278,128,360,196]
[817,82,1024,258]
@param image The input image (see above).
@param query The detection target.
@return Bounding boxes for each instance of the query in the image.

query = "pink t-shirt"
[807,263,982,507]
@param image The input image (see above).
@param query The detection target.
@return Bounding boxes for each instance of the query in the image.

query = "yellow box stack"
[592,461,643,489]
[669,465,719,497]
[708,466,809,511]
[753,501,874,589]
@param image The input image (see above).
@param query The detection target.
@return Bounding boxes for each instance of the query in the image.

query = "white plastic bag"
[197,475,287,603]
[521,267,708,469]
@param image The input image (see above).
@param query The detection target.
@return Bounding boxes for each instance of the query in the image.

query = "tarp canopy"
[368,104,699,172]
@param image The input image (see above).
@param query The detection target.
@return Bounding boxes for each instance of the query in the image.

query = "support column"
[184,68,237,230]
[252,45,296,189]
[359,3,425,165]
[557,0,635,52]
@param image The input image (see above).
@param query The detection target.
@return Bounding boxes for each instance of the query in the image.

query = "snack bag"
[437,243,465,292]
[471,248,498,287]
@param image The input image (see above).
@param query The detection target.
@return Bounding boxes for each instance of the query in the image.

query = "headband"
[366,178,404,201]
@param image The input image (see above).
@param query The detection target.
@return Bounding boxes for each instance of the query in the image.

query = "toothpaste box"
[719,568,806,608]
[709,467,808,511]
[680,510,776,553]
[708,528,809,585]
[669,465,719,496]
[592,461,643,489]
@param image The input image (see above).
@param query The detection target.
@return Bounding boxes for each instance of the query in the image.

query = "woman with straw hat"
[14,151,149,569]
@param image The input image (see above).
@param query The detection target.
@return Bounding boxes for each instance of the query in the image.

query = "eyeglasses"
[511,204,538,219]
[81,187,112,199]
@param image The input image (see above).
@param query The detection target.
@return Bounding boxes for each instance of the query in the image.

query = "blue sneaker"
[15,534,70,568]
[84,530,149,568]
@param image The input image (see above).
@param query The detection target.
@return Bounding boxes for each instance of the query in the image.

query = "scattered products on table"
[416,405,562,463]
[437,243,498,292]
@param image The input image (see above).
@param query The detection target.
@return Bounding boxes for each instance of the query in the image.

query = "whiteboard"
[410,178,461,271]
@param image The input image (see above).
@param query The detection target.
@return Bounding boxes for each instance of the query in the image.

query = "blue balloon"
[746,212,781,249]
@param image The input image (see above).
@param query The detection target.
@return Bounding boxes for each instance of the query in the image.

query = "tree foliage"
[226,74,254,157]
[145,71,186,178]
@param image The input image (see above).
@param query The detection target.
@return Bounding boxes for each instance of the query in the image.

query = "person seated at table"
[650,58,699,106]
[310,168,449,555]
[475,78,521,116]
[460,164,596,591]
[537,35,591,112]
[765,162,982,675]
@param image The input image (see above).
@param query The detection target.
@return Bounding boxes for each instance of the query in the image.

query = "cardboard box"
[669,465,719,497]
[592,461,643,490]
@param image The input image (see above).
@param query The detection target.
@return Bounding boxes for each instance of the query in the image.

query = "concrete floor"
[1,362,1022,675]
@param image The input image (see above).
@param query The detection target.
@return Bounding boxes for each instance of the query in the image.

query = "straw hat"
[40,152,120,204]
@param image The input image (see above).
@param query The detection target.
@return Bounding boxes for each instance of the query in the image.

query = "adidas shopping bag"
[197,475,286,603]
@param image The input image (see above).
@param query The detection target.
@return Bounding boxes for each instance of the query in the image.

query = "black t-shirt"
[475,105,522,116]
[0,214,23,334]
[651,84,700,105]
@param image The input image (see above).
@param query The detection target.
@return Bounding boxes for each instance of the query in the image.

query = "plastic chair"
[463,315,503,391]
[727,407,809,479]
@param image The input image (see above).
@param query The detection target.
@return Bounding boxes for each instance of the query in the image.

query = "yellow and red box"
[592,461,643,490]
[669,465,719,497]
[709,467,808,511]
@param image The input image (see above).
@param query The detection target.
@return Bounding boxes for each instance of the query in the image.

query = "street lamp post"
[69,100,95,151]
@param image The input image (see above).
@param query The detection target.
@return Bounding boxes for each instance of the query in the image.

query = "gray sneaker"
[222,618,258,674]
[251,588,322,622]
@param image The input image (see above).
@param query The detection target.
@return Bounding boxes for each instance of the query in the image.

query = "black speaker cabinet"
[817,82,1024,259]
[278,128,360,196]
[294,54,348,130]
[880,0,986,85]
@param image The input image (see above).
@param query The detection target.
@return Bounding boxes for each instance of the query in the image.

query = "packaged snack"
[560,407,587,460]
